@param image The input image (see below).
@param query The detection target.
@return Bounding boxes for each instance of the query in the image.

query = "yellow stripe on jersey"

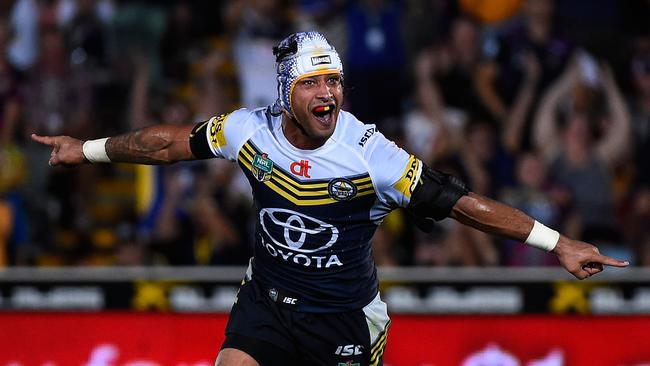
[272,167,373,193]
[271,174,330,197]
[238,155,342,205]
[239,154,376,206]
[239,146,329,197]
[241,142,372,190]
[393,155,422,199]
[266,181,341,206]
[237,142,375,206]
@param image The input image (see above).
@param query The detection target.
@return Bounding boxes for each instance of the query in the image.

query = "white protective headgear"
[272,31,343,118]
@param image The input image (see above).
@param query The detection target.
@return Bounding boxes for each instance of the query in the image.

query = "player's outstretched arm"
[449,192,629,279]
[31,124,196,166]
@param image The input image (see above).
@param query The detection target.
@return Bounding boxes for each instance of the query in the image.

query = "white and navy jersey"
[196,107,423,312]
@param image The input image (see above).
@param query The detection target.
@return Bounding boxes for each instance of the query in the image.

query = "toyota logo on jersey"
[259,208,342,268]
[260,208,338,252]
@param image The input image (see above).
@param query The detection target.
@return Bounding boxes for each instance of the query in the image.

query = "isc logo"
[335,344,363,356]
[357,127,376,147]
[282,297,297,304]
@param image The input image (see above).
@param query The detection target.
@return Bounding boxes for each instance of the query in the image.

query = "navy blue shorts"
[221,277,390,366]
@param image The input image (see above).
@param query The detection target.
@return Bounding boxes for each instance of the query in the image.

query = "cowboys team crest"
[252,153,274,182]
[268,288,278,302]
[328,178,358,201]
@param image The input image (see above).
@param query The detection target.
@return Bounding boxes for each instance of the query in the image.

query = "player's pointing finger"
[31,134,55,146]
[595,255,629,268]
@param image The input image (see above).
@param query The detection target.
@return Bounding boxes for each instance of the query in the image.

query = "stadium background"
[0,0,649,364]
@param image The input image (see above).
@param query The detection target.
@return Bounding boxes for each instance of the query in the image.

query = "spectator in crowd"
[476,0,573,148]
[159,2,199,84]
[438,119,514,199]
[225,0,295,108]
[7,0,40,71]
[59,0,111,72]
[406,16,486,163]
[345,0,405,126]
[533,55,631,260]
[500,49,540,154]
[402,0,457,73]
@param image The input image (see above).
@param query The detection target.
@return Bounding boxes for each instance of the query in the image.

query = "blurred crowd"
[0,0,649,268]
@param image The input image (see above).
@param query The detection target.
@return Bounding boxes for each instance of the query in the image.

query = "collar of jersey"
[273,111,342,155]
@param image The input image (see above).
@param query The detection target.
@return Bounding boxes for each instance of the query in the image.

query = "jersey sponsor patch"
[209,113,230,149]
[393,155,422,199]
[259,208,343,269]
[290,159,312,177]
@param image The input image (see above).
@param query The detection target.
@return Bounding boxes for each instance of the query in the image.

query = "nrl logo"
[328,178,358,201]
[311,55,331,66]
[252,153,274,182]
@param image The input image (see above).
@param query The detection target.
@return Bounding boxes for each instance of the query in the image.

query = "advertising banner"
[2,313,650,365]
[3,280,650,314]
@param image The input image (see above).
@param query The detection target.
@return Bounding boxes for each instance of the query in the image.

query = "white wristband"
[82,138,111,163]
[525,220,560,252]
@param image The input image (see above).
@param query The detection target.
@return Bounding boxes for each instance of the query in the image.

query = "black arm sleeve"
[188,121,213,159]
[406,165,470,232]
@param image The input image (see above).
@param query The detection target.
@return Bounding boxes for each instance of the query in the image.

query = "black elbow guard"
[189,121,213,159]
[406,165,470,230]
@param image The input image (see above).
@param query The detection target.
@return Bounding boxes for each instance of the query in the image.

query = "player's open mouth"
[311,104,335,125]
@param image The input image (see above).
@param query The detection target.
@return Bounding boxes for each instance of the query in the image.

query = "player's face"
[288,73,343,148]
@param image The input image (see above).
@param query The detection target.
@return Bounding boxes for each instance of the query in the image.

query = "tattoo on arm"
[106,126,178,164]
